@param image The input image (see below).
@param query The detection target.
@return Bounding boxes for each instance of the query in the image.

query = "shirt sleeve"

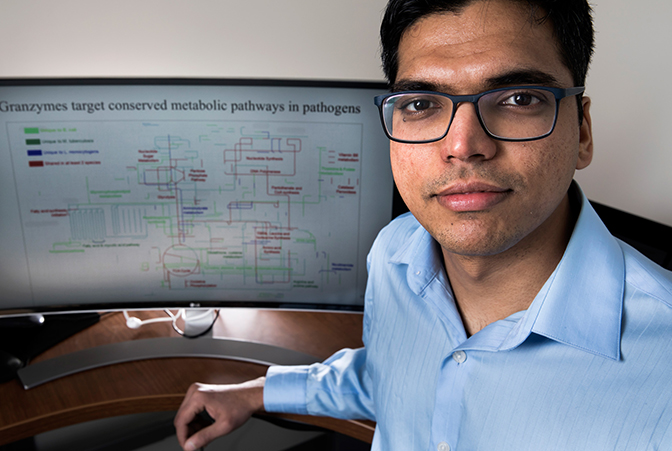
[263,346,375,420]
[262,223,387,421]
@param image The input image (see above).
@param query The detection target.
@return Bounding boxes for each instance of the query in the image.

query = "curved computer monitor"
[0,78,394,317]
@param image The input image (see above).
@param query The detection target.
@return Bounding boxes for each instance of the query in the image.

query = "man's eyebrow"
[390,80,444,93]
[484,70,562,89]
[391,70,564,94]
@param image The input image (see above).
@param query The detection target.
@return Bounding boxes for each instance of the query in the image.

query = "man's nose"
[438,102,498,162]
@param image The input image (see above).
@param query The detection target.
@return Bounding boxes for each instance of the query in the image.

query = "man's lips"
[434,182,511,212]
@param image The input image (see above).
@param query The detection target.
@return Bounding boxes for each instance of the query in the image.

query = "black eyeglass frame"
[373,85,585,144]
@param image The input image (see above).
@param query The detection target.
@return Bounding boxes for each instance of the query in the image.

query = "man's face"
[391,0,593,258]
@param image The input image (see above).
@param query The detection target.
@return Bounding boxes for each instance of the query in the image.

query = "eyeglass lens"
[383,87,559,142]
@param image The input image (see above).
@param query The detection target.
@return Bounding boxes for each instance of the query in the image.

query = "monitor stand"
[17,335,319,390]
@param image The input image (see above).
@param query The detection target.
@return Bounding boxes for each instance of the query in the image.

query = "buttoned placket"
[411,266,473,451]
[429,344,472,451]
[401,231,514,451]
[418,275,528,451]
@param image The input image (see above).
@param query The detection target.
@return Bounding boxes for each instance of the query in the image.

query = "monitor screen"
[0,79,394,315]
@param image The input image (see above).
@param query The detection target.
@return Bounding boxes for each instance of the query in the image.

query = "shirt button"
[452,350,467,364]
[438,441,450,451]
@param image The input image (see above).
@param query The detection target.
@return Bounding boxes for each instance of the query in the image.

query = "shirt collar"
[518,186,624,360]
[388,184,625,360]
[390,218,467,342]
[390,221,444,294]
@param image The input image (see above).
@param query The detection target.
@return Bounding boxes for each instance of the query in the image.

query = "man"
[175,0,672,449]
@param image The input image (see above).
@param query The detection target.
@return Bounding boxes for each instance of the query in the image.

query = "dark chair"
[591,201,672,271]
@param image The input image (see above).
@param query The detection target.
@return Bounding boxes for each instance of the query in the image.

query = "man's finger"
[175,409,193,445]
[187,410,216,437]
[174,389,204,446]
[184,420,231,451]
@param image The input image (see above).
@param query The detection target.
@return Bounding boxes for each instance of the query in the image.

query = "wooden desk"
[0,309,375,446]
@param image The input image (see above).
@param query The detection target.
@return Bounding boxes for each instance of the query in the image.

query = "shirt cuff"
[263,365,311,415]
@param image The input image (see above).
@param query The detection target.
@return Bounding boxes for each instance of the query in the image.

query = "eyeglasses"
[373,86,585,144]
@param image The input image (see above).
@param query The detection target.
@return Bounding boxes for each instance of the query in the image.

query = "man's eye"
[501,93,541,107]
[395,96,444,116]
[404,98,434,111]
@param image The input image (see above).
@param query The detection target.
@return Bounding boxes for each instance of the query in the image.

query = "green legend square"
[24,127,40,134]
[26,138,41,145]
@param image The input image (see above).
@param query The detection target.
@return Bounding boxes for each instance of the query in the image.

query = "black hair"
[380,0,595,88]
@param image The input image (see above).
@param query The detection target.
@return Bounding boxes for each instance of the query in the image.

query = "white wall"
[0,0,387,80]
[576,1,672,226]
[1,0,670,226]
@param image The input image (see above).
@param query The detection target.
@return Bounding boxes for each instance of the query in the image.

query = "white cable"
[123,310,182,330]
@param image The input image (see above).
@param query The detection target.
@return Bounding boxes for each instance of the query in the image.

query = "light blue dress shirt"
[264,186,672,450]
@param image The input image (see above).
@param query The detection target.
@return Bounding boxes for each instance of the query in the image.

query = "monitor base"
[18,336,319,389]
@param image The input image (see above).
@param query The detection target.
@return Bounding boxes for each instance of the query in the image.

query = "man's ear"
[576,96,593,170]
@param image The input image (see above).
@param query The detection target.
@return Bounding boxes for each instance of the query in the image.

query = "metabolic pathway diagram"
[9,119,365,303]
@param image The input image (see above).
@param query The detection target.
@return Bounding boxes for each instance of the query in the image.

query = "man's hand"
[174,377,266,451]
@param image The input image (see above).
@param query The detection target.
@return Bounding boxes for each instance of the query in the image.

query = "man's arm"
[173,376,265,451]
[173,347,374,450]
